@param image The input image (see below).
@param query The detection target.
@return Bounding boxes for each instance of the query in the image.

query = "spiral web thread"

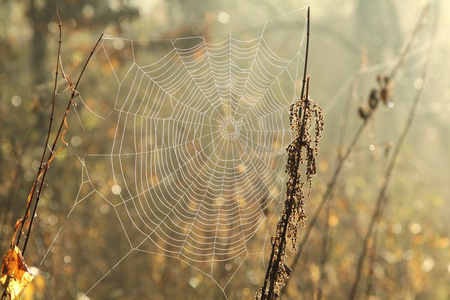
[42,7,309,297]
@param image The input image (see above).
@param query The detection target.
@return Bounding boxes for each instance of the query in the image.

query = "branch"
[21,30,103,256]
[14,9,62,249]
[347,3,436,299]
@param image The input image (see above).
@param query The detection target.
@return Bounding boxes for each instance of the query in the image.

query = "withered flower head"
[257,87,324,299]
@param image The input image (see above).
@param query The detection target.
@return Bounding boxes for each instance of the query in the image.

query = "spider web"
[41,7,309,298]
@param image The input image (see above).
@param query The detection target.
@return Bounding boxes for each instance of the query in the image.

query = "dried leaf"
[1,246,34,299]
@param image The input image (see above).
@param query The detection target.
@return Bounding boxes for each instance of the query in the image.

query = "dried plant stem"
[20,32,103,255]
[316,203,332,300]
[388,4,430,81]
[2,11,103,300]
[2,12,62,298]
[14,11,62,251]
[259,7,313,300]
[363,228,379,300]
[283,3,432,296]
[300,7,311,102]
[261,80,311,300]
[256,7,310,300]
[282,120,366,296]
[347,6,437,299]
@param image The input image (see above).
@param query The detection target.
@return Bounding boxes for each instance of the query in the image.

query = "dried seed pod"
[258,80,324,300]
[380,87,389,105]
[368,89,379,110]
[376,74,382,85]
[358,106,368,120]
[283,264,292,277]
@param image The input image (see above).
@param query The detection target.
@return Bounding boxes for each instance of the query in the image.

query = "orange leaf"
[1,246,34,299]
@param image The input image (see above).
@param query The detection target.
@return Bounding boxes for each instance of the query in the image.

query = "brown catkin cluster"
[257,93,324,300]
[286,95,324,254]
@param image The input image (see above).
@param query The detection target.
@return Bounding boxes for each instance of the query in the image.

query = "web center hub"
[220,116,242,140]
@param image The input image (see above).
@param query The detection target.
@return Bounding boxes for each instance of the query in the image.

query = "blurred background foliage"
[1,0,449,299]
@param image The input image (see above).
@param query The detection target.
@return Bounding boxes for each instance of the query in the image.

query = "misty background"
[1,0,449,299]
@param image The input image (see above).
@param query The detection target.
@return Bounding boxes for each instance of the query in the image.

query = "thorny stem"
[260,7,310,300]
[348,4,437,298]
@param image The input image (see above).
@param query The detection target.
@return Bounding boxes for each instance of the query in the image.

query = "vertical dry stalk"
[257,8,326,299]
[257,76,325,299]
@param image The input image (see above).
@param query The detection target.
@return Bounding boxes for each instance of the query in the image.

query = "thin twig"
[347,3,436,298]
[363,228,379,299]
[21,32,103,255]
[316,203,331,300]
[14,10,62,249]
[300,6,311,101]
[2,12,103,296]
[388,5,430,81]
